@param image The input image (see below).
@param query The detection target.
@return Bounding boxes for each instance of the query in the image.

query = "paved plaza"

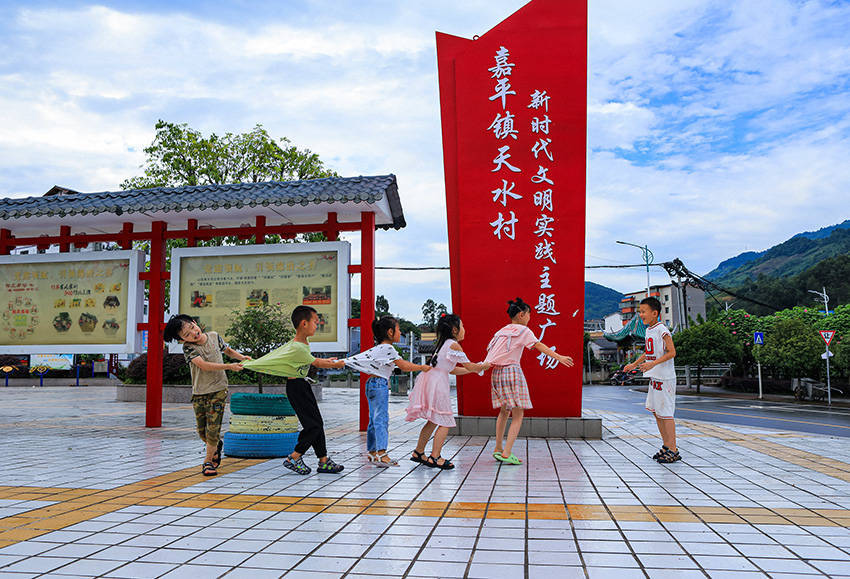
[0,385,849,578]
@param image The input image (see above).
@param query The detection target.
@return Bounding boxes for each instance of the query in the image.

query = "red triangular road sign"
[820,330,835,346]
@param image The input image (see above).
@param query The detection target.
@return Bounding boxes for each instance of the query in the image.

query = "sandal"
[201,462,218,476]
[376,451,398,468]
[212,440,223,468]
[367,451,378,463]
[426,455,455,470]
[656,449,682,464]
[493,450,504,461]
[410,449,426,464]
[495,453,522,465]
[652,445,668,460]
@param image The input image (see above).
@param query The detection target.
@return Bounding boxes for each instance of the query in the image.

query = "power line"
[377,260,783,312]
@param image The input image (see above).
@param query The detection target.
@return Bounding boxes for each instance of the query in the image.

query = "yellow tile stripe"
[0,480,848,551]
[681,420,850,483]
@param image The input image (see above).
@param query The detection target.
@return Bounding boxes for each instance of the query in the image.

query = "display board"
[169,242,351,353]
[0,250,145,354]
[30,354,74,370]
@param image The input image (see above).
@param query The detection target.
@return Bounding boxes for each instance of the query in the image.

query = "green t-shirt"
[242,340,315,378]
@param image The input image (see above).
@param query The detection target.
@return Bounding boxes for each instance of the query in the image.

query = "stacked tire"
[222,393,299,458]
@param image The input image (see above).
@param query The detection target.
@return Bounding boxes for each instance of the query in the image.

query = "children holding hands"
[343,316,431,467]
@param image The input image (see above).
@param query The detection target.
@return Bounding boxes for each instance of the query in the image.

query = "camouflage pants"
[192,389,227,445]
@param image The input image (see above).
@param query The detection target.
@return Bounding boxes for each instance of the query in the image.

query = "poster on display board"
[30,354,75,370]
[0,251,145,354]
[169,242,351,353]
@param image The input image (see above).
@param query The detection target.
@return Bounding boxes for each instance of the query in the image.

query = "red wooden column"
[0,229,11,255]
[145,221,168,427]
[119,223,134,250]
[359,212,376,431]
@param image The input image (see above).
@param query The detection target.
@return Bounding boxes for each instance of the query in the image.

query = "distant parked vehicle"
[609,367,640,386]
[793,377,843,402]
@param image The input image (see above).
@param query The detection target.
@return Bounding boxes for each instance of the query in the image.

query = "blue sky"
[1,0,850,322]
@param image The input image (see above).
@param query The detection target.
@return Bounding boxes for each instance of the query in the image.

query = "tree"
[675,321,742,393]
[758,318,823,381]
[225,303,294,393]
[376,295,390,315]
[123,120,338,189]
[421,299,448,330]
[123,121,338,308]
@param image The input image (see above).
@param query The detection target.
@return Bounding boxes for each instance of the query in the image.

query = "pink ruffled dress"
[405,339,469,428]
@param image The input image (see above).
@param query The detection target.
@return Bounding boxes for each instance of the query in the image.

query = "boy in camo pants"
[164,314,250,476]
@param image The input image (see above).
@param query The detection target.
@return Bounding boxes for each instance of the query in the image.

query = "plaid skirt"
[491,365,533,409]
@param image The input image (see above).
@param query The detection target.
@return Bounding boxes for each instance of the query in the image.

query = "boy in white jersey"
[624,297,680,463]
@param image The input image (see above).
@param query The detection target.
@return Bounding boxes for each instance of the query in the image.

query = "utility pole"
[586,339,593,385]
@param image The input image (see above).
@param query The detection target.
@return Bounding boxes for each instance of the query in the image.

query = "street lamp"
[808,287,832,405]
[808,287,829,315]
[616,240,654,298]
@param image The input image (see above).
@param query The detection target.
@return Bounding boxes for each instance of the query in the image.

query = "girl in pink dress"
[406,314,490,470]
[484,298,574,465]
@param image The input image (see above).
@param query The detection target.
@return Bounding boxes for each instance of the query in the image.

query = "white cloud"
[2,0,850,317]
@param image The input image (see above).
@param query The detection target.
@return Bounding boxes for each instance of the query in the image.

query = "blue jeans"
[365,377,389,452]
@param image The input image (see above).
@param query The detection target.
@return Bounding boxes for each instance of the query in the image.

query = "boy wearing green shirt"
[243,305,346,474]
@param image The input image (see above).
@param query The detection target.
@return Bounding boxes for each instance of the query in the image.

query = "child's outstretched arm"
[394,359,431,373]
[191,358,244,372]
[639,334,676,372]
[312,357,345,369]
[449,343,491,374]
[223,347,251,362]
[532,342,574,367]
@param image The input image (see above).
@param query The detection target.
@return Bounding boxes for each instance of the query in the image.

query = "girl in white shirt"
[344,316,431,467]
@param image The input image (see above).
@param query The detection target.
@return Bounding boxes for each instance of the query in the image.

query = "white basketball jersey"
[643,322,676,380]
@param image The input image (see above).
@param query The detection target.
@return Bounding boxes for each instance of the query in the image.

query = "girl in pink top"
[484,298,574,465]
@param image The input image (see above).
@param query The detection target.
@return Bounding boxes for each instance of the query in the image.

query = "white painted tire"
[229,414,300,434]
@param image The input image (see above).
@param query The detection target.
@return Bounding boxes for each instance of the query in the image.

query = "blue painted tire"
[222,431,299,458]
[230,392,295,416]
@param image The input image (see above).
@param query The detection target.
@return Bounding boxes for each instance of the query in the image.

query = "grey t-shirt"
[183,331,229,395]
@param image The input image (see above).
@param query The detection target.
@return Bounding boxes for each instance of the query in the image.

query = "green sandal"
[493,451,503,461]
[495,453,522,465]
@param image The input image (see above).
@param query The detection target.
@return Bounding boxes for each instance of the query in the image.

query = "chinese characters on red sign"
[437,0,587,417]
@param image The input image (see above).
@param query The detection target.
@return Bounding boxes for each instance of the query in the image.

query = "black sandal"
[657,449,681,464]
[410,450,426,464]
[426,455,455,470]
[652,445,668,460]
[201,462,218,476]
[212,440,223,468]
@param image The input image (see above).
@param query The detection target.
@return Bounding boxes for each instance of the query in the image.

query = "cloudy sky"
[1,0,849,322]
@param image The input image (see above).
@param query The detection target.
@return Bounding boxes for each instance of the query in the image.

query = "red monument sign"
[437,0,587,417]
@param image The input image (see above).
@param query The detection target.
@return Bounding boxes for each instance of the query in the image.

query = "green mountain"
[707,225,850,289]
[733,254,850,316]
[585,281,623,320]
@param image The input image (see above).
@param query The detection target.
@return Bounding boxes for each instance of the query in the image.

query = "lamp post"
[809,287,832,405]
[616,240,654,298]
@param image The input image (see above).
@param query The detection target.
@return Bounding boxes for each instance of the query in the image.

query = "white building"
[619,283,705,330]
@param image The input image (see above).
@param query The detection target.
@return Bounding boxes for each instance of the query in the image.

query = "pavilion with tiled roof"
[0,175,405,429]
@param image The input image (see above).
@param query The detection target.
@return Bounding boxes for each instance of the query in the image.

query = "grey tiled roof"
[0,175,405,229]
